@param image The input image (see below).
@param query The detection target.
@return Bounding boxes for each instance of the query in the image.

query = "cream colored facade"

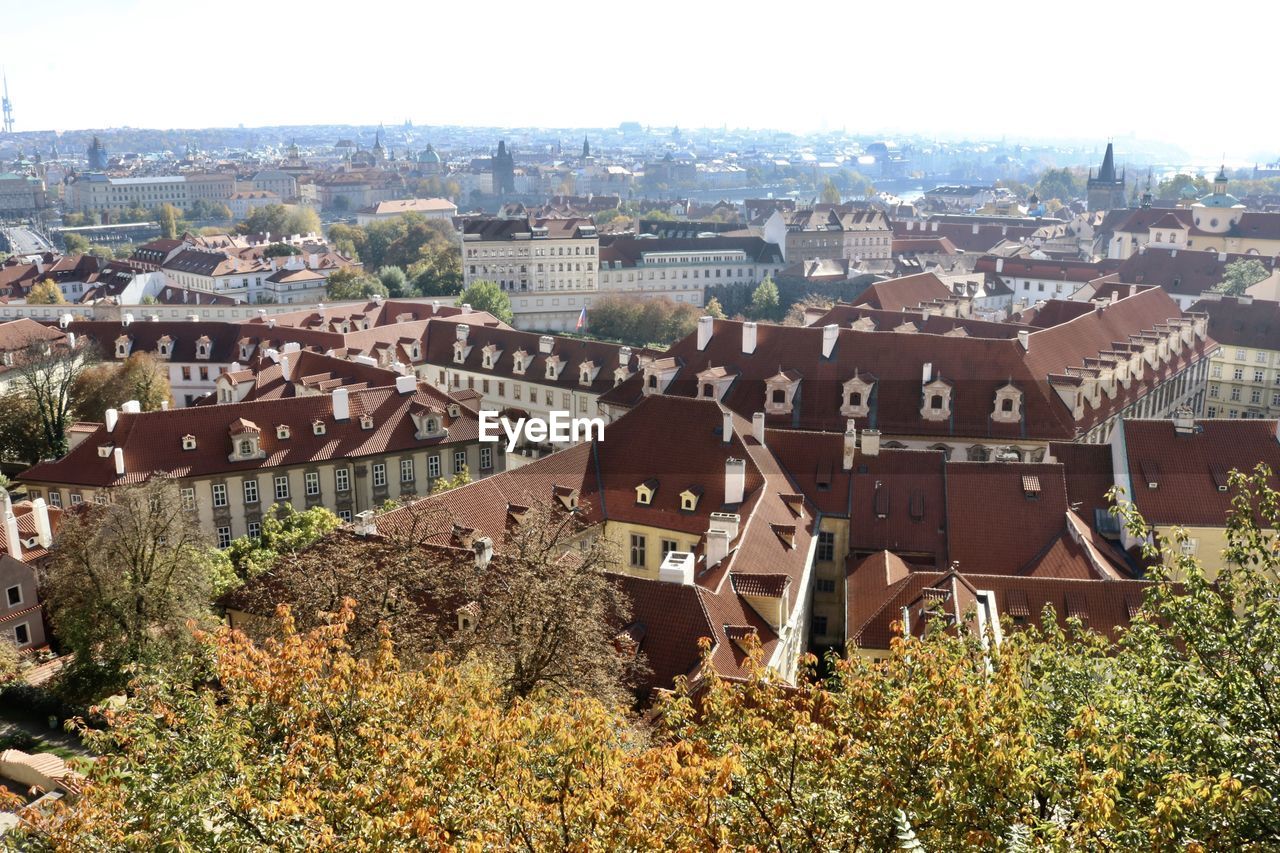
[23,442,498,545]
[1204,343,1280,420]
[463,227,599,331]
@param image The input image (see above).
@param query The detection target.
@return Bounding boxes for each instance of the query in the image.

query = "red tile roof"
[851,272,954,312]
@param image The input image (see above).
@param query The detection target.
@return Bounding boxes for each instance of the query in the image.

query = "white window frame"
[480,446,492,470]
[243,479,258,504]
[335,467,350,493]
[428,455,441,478]
[278,475,294,500]
[372,463,386,488]
[5,584,22,608]
[212,483,228,508]
[401,458,415,482]
[454,450,467,474]
[216,526,232,548]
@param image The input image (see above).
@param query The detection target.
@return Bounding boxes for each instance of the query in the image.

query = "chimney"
[1017,330,1030,350]
[842,420,857,470]
[456,323,470,343]
[2,493,20,560]
[742,321,757,354]
[658,550,695,585]
[395,374,416,395]
[861,428,881,457]
[31,498,51,548]
[1173,407,1195,435]
[538,335,554,354]
[67,332,76,348]
[462,303,473,313]
[697,316,714,350]
[122,313,134,327]
[280,354,292,381]
[1218,250,1228,263]
[722,408,733,444]
[474,536,495,570]
[725,457,746,504]
[332,387,350,421]
[618,345,632,366]
[704,529,730,570]
[995,257,1004,273]
[120,399,141,414]
[822,323,838,358]
[921,362,933,384]
[752,412,766,445]
[105,407,119,433]
[353,509,376,536]
[113,447,125,476]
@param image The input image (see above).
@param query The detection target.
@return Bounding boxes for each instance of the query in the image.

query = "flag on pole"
[576,307,587,331]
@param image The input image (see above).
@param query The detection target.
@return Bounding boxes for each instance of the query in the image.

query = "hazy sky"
[4,0,1275,159]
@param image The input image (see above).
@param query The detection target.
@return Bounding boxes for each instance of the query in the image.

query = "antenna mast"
[1,72,13,133]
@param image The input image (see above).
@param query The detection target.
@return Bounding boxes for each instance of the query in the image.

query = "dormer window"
[452,339,472,364]
[703,383,715,398]
[196,336,212,360]
[921,378,953,421]
[114,335,132,359]
[156,337,173,359]
[181,434,197,451]
[481,344,502,369]
[239,342,255,361]
[765,370,801,415]
[545,355,564,381]
[447,403,460,418]
[841,375,874,418]
[579,360,600,386]
[992,383,1022,424]
[512,349,530,375]
[635,479,658,505]
[647,375,658,389]
[360,414,374,430]
[679,486,702,511]
[313,420,326,436]
[276,424,291,440]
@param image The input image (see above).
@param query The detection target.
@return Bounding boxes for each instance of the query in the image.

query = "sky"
[4,0,1277,159]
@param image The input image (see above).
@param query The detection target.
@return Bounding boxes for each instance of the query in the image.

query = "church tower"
[492,140,515,195]
[1086,142,1127,211]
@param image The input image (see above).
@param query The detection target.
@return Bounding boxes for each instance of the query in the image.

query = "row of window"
[628,534,686,567]
[1208,383,1280,406]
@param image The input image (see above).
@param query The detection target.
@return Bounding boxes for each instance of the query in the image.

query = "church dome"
[419,145,441,164]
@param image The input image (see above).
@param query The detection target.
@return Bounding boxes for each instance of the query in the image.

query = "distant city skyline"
[3,0,1274,161]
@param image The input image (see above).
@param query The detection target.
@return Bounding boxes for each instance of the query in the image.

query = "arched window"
[848,391,862,407]
[1001,398,1014,412]
[772,389,786,404]
[930,394,943,410]
[426,418,438,433]
[702,383,714,398]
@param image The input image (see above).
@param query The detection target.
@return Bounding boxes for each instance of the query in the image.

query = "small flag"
[576,307,587,331]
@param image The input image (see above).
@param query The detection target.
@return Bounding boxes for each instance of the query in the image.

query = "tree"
[70,352,171,423]
[0,392,48,464]
[820,178,842,204]
[0,638,20,684]
[40,479,218,685]
[284,206,322,237]
[1034,167,1082,203]
[410,248,463,297]
[749,276,782,321]
[4,337,92,459]
[7,602,717,850]
[704,296,726,319]
[1157,173,1210,200]
[376,265,408,298]
[235,204,317,239]
[225,504,341,584]
[457,280,514,324]
[262,242,301,258]
[26,279,65,305]
[1215,258,1269,296]
[156,203,179,239]
[324,269,386,301]
[62,233,90,254]
[784,293,834,326]
[586,295,700,346]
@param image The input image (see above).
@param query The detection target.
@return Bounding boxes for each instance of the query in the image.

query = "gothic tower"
[1086,142,1127,211]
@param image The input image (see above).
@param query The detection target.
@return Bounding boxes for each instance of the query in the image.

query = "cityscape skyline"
[3,0,1275,160]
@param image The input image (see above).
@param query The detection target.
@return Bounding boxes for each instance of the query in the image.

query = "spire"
[582,136,590,159]
[1097,142,1116,182]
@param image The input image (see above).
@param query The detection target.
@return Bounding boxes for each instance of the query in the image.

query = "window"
[480,446,493,470]
[1234,367,1244,381]
[401,459,415,482]
[239,439,253,457]
[247,521,261,539]
[454,450,467,474]
[1211,364,1222,378]
[243,480,258,504]
[216,526,232,548]
[70,493,82,506]
[279,475,295,500]
[816,578,836,594]
[1259,351,1270,364]
[212,483,228,508]
[338,510,352,522]
[335,468,350,492]
[661,538,678,556]
[180,487,196,511]
[5,585,22,607]
[1256,370,1266,384]
[817,531,835,561]
[812,615,828,636]
[1180,538,1199,556]
[428,455,441,478]
[48,492,62,509]
[629,533,647,567]
[1252,390,1263,404]
[1210,385,1220,398]
[373,463,386,487]
[13,623,29,646]
[1231,387,1242,401]
[1236,349,1247,361]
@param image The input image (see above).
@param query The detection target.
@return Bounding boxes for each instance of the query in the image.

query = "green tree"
[70,352,172,423]
[3,337,92,459]
[26,279,65,305]
[749,276,782,321]
[225,504,341,583]
[1157,173,1210,200]
[1215,258,1270,296]
[62,233,90,254]
[704,296,726,319]
[376,265,409,298]
[820,178,842,204]
[156,203,179,239]
[40,479,217,687]
[1034,167,1082,203]
[324,269,386,301]
[262,242,301,258]
[457,280,514,324]
[284,206,322,237]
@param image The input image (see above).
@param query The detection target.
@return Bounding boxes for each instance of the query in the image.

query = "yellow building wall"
[602,520,702,580]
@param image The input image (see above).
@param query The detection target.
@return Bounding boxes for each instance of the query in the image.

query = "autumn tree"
[784,293,834,326]
[4,336,92,459]
[40,478,220,688]
[224,504,341,583]
[6,603,725,850]
[819,178,842,204]
[70,352,171,423]
[586,294,701,345]
[1215,258,1270,296]
[456,280,514,324]
[324,268,386,301]
[25,279,65,305]
[704,296,726,319]
[62,233,90,254]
